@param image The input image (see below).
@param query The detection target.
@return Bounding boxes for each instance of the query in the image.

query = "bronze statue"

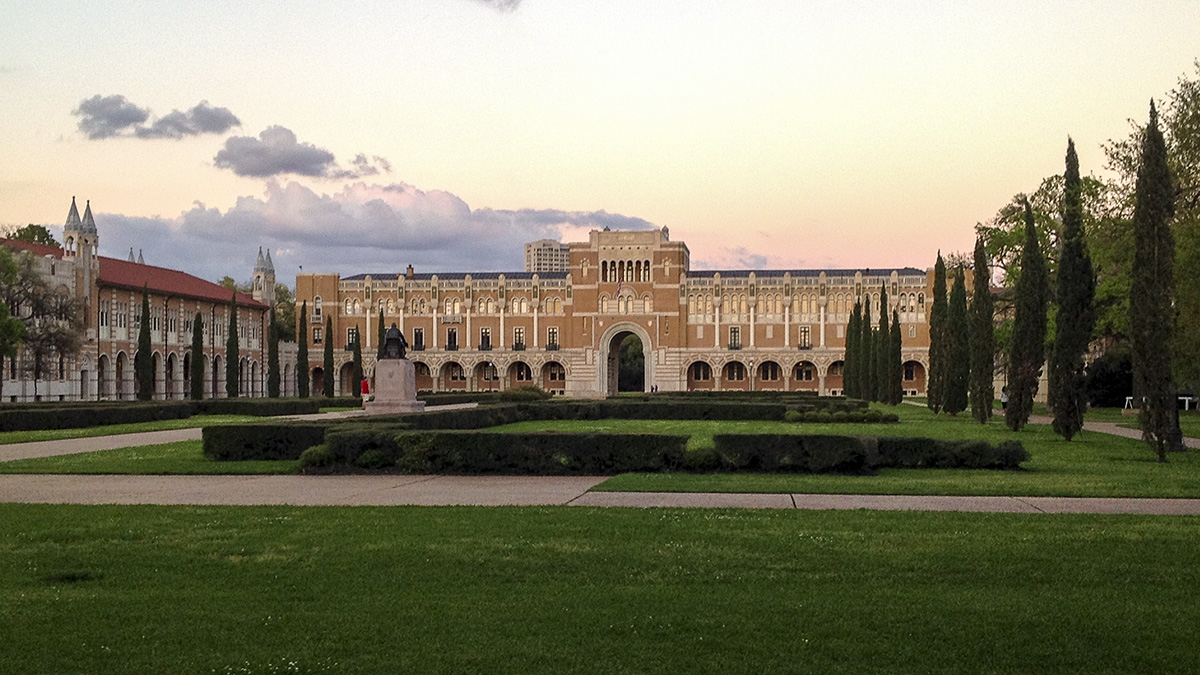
[382,323,409,359]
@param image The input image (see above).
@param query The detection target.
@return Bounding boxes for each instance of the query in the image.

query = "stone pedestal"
[363,359,426,415]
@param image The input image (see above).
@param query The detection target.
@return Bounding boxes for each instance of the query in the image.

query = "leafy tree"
[1050,139,1097,441]
[218,276,252,293]
[845,302,861,398]
[927,252,948,413]
[970,236,995,422]
[273,283,296,342]
[1130,102,1183,461]
[889,309,903,404]
[0,248,28,398]
[189,312,204,400]
[267,309,280,398]
[875,283,890,402]
[135,287,153,400]
[225,293,239,398]
[618,334,645,391]
[859,296,873,401]
[6,224,60,247]
[0,248,82,398]
[944,269,970,415]
[297,302,310,398]
[322,316,334,397]
[351,332,363,399]
[1006,201,1050,431]
[377,310,386,360]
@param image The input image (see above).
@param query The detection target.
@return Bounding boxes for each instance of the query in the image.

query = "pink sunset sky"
[1,0,1198,283]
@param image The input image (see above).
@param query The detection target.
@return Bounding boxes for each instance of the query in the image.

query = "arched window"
[313,296,323,319]
[453,298,461,314]
[387,298,395,313]
[688,295,696,313]
[705,294,713,312]
[688,362,712,381]
[445,298,454,314]
[643,260,650,281]
[740,294,748,314]
[722,295,730,313]
[600,295,609,313]
[774,294,782,314]
[345,299,353,314]
[664,260,671,277]
[918,293,926,310]
[643,294,653,313]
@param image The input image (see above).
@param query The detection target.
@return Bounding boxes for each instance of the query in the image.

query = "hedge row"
[0,401,195,432]
[202,423,333,461]
[708,434,1029,473]
[308,431,689,475]
[783,410,899,424]
[195,399,322,417]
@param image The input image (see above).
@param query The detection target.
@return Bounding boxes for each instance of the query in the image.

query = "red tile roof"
[99,256,266,309]
[1,238,65,259]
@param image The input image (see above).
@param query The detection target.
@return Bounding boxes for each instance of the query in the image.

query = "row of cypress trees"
[842,283,903,404]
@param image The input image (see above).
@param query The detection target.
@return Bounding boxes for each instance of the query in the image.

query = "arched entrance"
[312,366,325,396]
[338,363,356,397]
[598,322,653,395]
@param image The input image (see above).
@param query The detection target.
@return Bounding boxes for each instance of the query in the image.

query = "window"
[798,326,812,349]
[547,327,559,349]
[446,363,465,381]
[759,362,780,381]
[794,362,815,381]
[345,299,353,315]
[513,327,526,349]
[513,362,532,381]
[446,328,458,350]
[829,362,844,376]
[724,362,746,381]
[347,327,359,347]
[412,328,425,350]
[728,326,741,350]
[479,327,492,350]
[689,362,712,381]
[547,362,565,381]
[480,363,498,381]
[313,327,323,344]
[909,325,916,338]
[904,362,917,381]
[314,296,323,319]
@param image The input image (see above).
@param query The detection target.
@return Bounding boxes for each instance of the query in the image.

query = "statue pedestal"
[363,359,426,415]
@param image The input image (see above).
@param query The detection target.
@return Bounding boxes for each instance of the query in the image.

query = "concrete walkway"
[2,474,1200,513]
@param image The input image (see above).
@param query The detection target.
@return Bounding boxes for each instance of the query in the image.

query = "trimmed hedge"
[711,434,1028,473]
[392,431,688,475]
[202,423,330,461]
[417,392,503,406]
[876,437,1030,470]
[0,401,195,432]
[195,398,322,417]
[783,410,899,424]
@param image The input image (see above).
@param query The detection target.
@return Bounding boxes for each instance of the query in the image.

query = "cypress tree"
[135,287,153,400]
[1049,138,1096,441]
[927,252,948,413]
[1130,102,1182,460]
[352,333,363,398]
[875,283,889,402]
[297,301,310,398]
[860,297,873,401]
[1006,201,1049,431]
[970,236,995,422]
[225,292,239,398]
[944,268,970,415]
[189,312,204,400]
[377,310,386,360]
[267,309,280,398]
[845,302,861,398]
[890,309,903,404]
[323,315,334,397]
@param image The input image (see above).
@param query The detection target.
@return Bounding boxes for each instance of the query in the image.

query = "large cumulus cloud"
[214,127,393,179]
[88,180,657,283]
[73,95,240,140]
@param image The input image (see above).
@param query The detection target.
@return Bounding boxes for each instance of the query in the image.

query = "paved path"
[0,429,203,462]
[3,474,1200,513]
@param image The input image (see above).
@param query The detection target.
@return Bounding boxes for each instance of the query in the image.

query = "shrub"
[875,437,1029,470]
[0,401,195,432]
[783,410,802,423]
[712,434,874,473]
[499,385,552,402]
[202,423,331,461]
[299,444,335,469]
[392,431,688,475]
[195,398,322,417]
[355,449,392,469]
[323,424,411,464]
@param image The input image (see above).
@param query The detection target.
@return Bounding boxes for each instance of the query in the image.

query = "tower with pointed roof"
[62,197,99,334]
[252,247,276,307]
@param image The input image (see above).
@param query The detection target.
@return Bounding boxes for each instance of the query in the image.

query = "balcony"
[512,343,526,351]
[411,344,425,352]
[545,344,560,351]
[478,343,493,351]
[797,344,813,350]
[728,344,742,351]
[445,344,459,351]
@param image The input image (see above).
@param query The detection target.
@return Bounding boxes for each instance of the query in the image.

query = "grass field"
[0,440,297,475]
[0,415,258,445]
[3,504,1199,674]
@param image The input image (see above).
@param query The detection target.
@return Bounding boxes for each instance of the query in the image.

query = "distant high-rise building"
[524,239,570,272]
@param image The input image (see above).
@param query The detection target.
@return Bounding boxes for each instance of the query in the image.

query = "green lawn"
[0,440,297,475]
[1,504,1197,674]
[493,404,1200,497]
[0,415,258,445]
[1117,410,1200,437]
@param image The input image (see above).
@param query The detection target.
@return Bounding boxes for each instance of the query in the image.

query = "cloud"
[74,95,151,140]
[73,95,239,140]
[91,179,657,282]
[215,127,393,180]
[471,0,522,11]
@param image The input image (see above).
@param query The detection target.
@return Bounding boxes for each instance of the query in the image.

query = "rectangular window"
[728,326,741,350]
[479,327,491,350]
[513,327,525,349]
[547,326,559,349]
[447,328,458,350]
[765,325,773,339]
[412,327,425,350]
[313,327,322,344]
[798,326,812,349]
[347,326,359,347]
[696,325,703,339]
[904,363,916,381]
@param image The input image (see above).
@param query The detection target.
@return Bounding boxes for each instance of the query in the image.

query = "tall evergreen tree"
[970,236,995,422]
[1130,102,1183,460]
[377,310,386,360]
[225,293,240,398]
[860,297,873,401]
[267,309,281,398]
[189,312,204,400]
[1006,201,1049,431]
[944,269,970,415]
[322,315,334,397]
[134,287,153,400]
[890,309,903,404]
[875,283,890,402]
[352,333,364,398]
[845,302,861,398]
[1049,138,1097,441]
[297,302,310,398]
[927,252,949,413]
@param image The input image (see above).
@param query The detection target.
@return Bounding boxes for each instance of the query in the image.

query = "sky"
[1,0,1198,285]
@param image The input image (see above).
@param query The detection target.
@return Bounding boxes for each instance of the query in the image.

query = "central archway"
[597,322,653,396]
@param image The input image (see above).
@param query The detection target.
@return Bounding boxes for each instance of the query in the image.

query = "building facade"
[1,198,289,402]
[296,227,935,397]
[524,239,570,272]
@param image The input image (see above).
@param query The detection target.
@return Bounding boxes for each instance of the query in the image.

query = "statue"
[382,323,408,360]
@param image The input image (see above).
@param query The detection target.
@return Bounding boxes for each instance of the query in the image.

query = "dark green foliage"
[944,269,970,415]
[889,310,903,404]
[298,444,334,469]
[499,385,552,401]
[134,288,153,401]
[194,398,322,416]
[859,298,873,401]
[419,391,505,406]
[394,431,688,475]
[1006,202,1049,431]
[783,409,898,423]
[351,334,363,398]
[0,401,194,432]
[845,302,861,398]
[874,437,1029,470]
[377,310,386,360]
[355,449,392,469]
[1130,102,1182,461]
[875,284,889,402]
[928,252,949,413]
[267,310,280,398]
[323,425,412,464]
[322,316,334,398]
[189,312,204,400]
[297,301,310,398]
[970,236,995,422]
[225,293,239,398]
[202,423,330,461]
[618,334,644,392]
[1050,139,1097,441]
[713,434,874,473]
[1085,351,1133,408]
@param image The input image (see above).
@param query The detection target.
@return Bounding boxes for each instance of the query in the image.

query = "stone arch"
[902,360,926,395]
[825,360,845,394]
[791,360,818,391]
[115,351,132,400]
[97,354,111,400]
[473,361,500,391]
[165,352,179,399]
[311,366,325,396]
[686,360,714,390]
[756,360,783,390]
[721,360,748,390]
[597,321,653,395]
[440,361,466,390]
[338,362,356,397]
[508,360,533,386]
[541,361,566,393]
